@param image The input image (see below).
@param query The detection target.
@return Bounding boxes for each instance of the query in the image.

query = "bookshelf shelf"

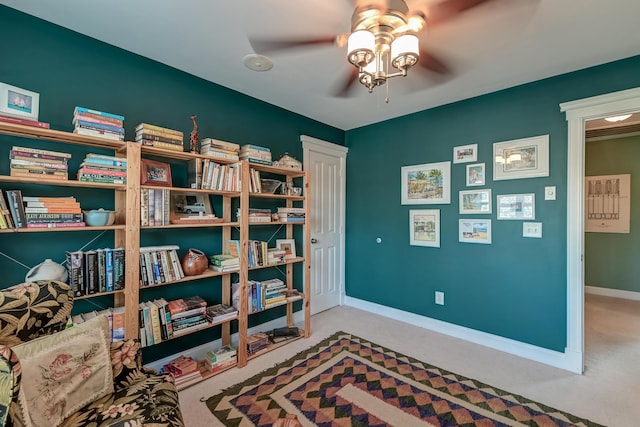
[75,289,125,300]
[246,329,306,362]
[0,122,127,150]
[0,175,126,190]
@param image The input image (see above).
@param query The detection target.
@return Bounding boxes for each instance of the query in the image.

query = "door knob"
[311,238,318,244]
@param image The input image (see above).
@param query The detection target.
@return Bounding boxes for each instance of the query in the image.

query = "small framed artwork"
[459,219,492,244]
[170,192,215,217]
[459,189,492,214]
[453,144,478,164]
[493,135,549,180]
[497,193,535,220]
[0,82,40,120]
[401,161,451,205]
[276,239,297,259]
[409,209,440,248]
[466,163,485,186]
[141,159,172,187]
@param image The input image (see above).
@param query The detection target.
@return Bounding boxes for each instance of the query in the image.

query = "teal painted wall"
[585,135,640,292]
[345,55,640,352]
[0,6,343,362]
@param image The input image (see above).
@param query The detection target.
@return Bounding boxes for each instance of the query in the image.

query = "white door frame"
[560,86,640,374]
[300,135,348,311]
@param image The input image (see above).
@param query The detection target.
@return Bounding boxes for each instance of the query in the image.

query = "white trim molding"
[585,285,640,301]
[560,86,640,375]
[345,296,580,372]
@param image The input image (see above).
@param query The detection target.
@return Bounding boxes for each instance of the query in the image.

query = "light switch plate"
[523,222,543,238]
[545,186,556,200]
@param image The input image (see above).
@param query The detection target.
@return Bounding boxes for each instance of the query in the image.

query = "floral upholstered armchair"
[0,280,184,427]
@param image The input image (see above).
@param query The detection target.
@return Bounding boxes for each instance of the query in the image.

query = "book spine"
[136,133,182,144]
[10,153,67,164]
[78,176,126,184]
[105,248,114,292]
[0,115,50,128]
[241,144,270,152]
[140,188,149,227]
[75,119,124,134]
[84,251,97,294]
[11,145,71,158]
[73,127,125,141]
[113,248,125,290]
[138,139,185,151]
[135,123,183,137]
[143,252,155,285]
[111,306,125,342]
[26,222,85,228]
[148,302,163,344]
[66,251,85,297]
[24,207,81,214]
[96,249,106,293]
[10,171,68,180]
[25,201,80,208]
[10,159,68,170]
[80,157,127,167]
[74,106,125,121]
[73,112,123,126]
[158,250,173,282]
[5,190,26,228]
[79,167,127,177]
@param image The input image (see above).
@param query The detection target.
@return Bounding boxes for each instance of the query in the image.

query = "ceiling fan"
[249,0,515,97]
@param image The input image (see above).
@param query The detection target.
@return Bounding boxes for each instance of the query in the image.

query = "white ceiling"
[3,0,640,130]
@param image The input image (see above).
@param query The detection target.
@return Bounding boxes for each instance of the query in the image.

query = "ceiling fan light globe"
[391,34,419,70]
[347,30,375,66]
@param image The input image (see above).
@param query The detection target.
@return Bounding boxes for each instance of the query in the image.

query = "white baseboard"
[145,311,305,371]
[344,296,582,374]
[585,285,640,301]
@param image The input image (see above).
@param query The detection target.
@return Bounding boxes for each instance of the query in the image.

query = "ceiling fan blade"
[333,67,360,97]
[425,0,496,27]
[417,49,452,75]
[249,36,339,54]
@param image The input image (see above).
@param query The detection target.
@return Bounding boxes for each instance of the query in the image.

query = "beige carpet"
[179,294,640,426]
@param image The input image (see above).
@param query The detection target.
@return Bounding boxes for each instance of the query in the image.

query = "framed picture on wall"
[459,189,492,214]
[459,219,492,244]
[401,161,451,205]
[409,209,440,247]
[453,144,478,164]
[493,135,549,180]
[466,163,486,186]
[585,174,630,233]
[496,193,535,220]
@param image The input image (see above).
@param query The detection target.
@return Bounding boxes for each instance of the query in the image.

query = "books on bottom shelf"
[163,355,201,387]
[247,332,270,354]
[203,344,237,372]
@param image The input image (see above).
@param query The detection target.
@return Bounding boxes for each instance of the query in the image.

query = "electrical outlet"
[435,291,445,305]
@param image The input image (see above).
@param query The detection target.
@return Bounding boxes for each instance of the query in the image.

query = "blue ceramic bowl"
[84,209,116,226]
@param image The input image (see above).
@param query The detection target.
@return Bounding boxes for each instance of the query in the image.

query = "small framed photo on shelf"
[459,219,492,244]
[496,193,535,220]
[276,239,296,259]
[409,209,440,248]
[0,82,39,120]
[141,159,172,187]
[493,135,549,181]
[453,144,477,164]
[401,161,451,205]
[459,189,492,214]
[466,163,485,186]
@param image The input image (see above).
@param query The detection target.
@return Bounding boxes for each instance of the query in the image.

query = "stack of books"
[203,345,237,373]
[246,332,270,354]
[260,278,288,309]
[239,144,272,165]
[267,248,286,264]
[167,296,209,337]
[163,355,201,387]
[10,145,69,180]
[73,106,125,141]
[200,138,240,161]
[139,245,184,286]
[277,207,305,223]
[206,303,238,323]
[135,123,184,151]
[209,254,240,272]
[0,114,49,129]
[237,207,272,223]
[23,195,84,229]
[78,153,127,184]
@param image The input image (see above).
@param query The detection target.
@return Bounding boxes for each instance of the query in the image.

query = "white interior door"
[301,135,347,315]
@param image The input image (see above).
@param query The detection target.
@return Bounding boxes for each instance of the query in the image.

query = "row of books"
[139,245,185,286]
[0,114,50,129]
[239,144,272,166]
[249,240,287,267]
[136,123,184,151]
[66,247,125,297]
[73,106,125,141]
[199,138,240,161]
[0,190,82,229]
[78,153,127,184]
[186,158,240,191]
[10,145,69,181]
[140,188,171,226]
[232,278,288,314]
[71,307,126,342]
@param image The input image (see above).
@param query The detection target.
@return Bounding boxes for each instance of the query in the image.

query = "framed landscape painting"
[401,161,451,205]
[493,135,549,181]
[459,219,492,244]
[409,209,440,247]
[459,189,492,214]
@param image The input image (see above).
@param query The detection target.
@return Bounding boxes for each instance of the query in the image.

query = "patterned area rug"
[206,332,604,427]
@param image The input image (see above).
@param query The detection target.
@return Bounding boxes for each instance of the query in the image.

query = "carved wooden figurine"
[189,115,199,153]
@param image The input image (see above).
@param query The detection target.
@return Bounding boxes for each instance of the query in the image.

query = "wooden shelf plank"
[0,175,126,189]
[0,224,126,233]
[0,122,127,150]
